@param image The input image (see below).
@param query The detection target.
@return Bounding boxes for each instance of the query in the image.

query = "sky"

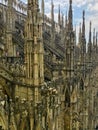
[14,0,98,43]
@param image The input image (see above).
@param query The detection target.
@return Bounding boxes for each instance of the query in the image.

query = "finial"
[70,0,72,4]
[83,10,85,17]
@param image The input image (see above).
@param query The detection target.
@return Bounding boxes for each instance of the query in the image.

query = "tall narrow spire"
[74,25,76,45]
[65,11,68,28]
[58,4,61,25]
[81,10,86,68]
[89,21,92,43]
[65,0,74,79]
[68,0,73,30]
[51,0,54,22]
[25,0,44,86]
[93,28,95,46]
[82,10,86,53]
[51,0,55,47]
[82,10,85,38]
[41,0,44,14]
[96,32,98,46]
[96,32,98,53]
[61,12,64,27]
[88,21,92,60]
[41,0,45,22]
[7,0,13,31]
[24,1,44,127]
[6,0,15,57]
[78,23,81,44]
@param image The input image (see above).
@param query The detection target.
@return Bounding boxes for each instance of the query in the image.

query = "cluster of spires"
[5,0,98,58]
[79,19,98,54]
[41,0,81,36]
[41,0,72,29]
[41,0,98,49]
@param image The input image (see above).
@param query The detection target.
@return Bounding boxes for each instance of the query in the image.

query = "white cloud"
[87,2,98,12]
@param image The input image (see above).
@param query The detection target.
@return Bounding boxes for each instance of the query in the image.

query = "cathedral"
[0,0,98,130]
